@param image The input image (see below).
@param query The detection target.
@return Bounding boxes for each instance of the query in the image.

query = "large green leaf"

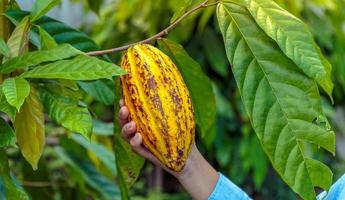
[113,78,144,200]
[40,89,92,139]
[78,80,114,106]
[244,0,334,100]
[6,16,30,57]
[20,55,126,80]
[14,86,45,170]
[217,2,334,199]
[30,0,60,22]
[0,150,29,200]
[71,134,116,176]
[0,118,16,148]
[1,44,82,73]
[0,86,16,120]
[158,38,217,142]
[0,38,10,57]
[54,147,120,200]
[2,77,30,111]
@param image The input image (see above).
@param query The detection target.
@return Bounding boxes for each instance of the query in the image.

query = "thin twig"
[86,0,218,56]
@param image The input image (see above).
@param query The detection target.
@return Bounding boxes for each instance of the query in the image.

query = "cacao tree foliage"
[0,0,345,199]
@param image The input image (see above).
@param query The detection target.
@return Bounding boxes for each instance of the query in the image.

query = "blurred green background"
[6,0,345,199]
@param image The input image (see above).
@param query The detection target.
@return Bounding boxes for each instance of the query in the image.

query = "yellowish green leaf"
[14,86,45,170]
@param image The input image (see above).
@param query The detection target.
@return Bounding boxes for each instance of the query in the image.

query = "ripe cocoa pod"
[120,44,195,172]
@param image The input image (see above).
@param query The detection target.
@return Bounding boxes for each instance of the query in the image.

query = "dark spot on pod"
[148,76,157,89]
[163,76,169,83]
[156,59,162,65]
[170,90,182,110]
[177,149,184,159]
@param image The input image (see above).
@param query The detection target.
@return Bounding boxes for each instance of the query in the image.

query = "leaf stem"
[86,0,218,56]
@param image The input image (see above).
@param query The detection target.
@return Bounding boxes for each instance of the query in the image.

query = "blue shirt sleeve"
[208,173,252,200]
[209,173,345,200]
[317,174,345,200]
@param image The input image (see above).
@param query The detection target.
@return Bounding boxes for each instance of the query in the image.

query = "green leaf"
[87,0,102,15]
[93,119,113,136]
[201,27,229,77]
[0,150,30,200]
[14,86,45,170]
[5,10,103,53]
[20,55,126,80]
[78,80,114,106]
[2,77,30,111]
[113,78,144,200]
[54,147,120,200]
[40,89,92,139]
[244,0,334,100]
[1,44,82,74]
[0,118,16,148]
[0,38,10,57]
[170,0,192,23]
[0,86,16,120]
[30,0,60,22]
[38,26,58,50]
[217,2,335,199]
[158,38,217,141]
[71,134,116,176]
[6,16,30,57]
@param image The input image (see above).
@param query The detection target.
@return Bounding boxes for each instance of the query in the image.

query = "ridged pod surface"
[120,44,195,172]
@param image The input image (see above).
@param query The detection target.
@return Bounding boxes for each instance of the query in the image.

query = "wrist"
[172,143,219,200]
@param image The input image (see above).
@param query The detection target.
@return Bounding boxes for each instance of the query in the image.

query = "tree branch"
[86,0,218,56]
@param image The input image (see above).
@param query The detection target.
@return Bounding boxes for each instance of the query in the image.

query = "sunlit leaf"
[40,88,92,139]
[14,86,45,170]
[1,44,83,73]
[244,0,334,100]
[2,77,30,111]
[20,55,126,80]
[0,118,16,148]
[6,16,30,57]
[30,0,60,22]
[217,2,334,199]
[158,38,217,142]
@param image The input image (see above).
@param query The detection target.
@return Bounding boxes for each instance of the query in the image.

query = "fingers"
[130,133,162,166]
[118,106,129,127]
[122,121,136,140]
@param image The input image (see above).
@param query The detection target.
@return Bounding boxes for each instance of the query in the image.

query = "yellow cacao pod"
[120,44,195,172]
